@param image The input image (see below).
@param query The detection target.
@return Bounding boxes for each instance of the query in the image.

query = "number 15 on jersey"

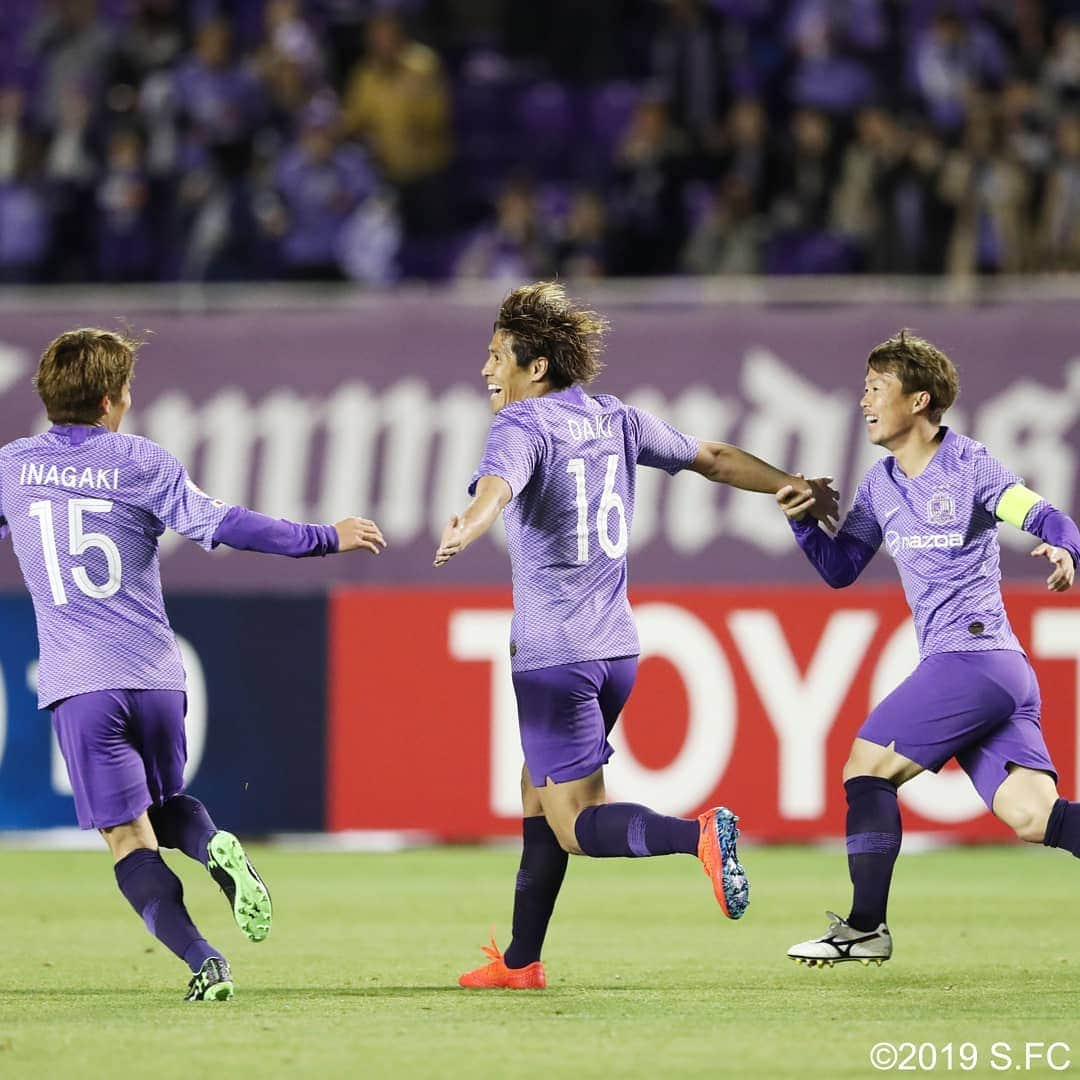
[29,498,123,605]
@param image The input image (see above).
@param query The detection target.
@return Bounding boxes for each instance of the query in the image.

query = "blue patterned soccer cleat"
[696,806,750,919]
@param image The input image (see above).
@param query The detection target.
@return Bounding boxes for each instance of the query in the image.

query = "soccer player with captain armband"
[778,329,1080,969]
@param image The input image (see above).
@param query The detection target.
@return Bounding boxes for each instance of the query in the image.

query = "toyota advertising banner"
[327,587,1080,841]
[0,297,1076,590]
[1,585,1078,837]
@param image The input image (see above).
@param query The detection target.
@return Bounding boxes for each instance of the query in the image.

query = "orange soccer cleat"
[458,934,547,989]
[697,806,750,919]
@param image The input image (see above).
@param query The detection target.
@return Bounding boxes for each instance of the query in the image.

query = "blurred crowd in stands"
[1,0,1079,284]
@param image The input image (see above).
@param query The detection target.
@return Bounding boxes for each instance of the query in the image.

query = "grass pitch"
[2,844,1079,1079]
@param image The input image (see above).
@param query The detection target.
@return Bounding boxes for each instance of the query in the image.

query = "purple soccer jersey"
[469,385,698,671]
[0,425,230,707]
[837,428,1026,657]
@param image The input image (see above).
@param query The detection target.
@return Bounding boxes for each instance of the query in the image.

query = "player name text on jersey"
[566,416,614,441]
[18,463,121,491]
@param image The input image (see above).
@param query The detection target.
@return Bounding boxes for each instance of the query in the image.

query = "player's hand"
[1031,543,1075,592]
[334,516,386,555]
[777,475,838,533]
[804,475,839,532]
[434,515,465,567]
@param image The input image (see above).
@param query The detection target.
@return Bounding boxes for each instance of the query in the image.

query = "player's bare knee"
[842,749,885,781]
[541,810,581,854]
[842,740,918,785]
[520,769,543,817]
[840,755,864,782]
[994,771,1057,843]
[553,822,583,855]
[1013,810,1049,844]
[998,801,1051,843]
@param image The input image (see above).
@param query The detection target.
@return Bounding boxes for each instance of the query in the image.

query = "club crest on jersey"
[926,488,957,525]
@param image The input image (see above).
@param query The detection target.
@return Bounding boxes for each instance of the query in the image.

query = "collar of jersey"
[49,424,110,446]
[547,385,588,405]
[892,425,954,482]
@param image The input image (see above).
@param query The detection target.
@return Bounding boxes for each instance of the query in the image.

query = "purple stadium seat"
[589,80,639,149]
[454,52,523,200]
[536,182,571,228]
[516,81,573,178]
[579,80,639,181]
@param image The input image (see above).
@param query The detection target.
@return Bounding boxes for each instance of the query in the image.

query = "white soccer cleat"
[787,911,892,968]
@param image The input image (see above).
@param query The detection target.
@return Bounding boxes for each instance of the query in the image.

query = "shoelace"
[479,930,503,964]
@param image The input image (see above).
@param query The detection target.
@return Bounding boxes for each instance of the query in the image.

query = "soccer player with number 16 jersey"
[434,283,838,988]
[0,329,386,1000]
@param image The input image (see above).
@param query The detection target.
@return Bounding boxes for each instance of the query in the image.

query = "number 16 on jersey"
[567,455,628,563]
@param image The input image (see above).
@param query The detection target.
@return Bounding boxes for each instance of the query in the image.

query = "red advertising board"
[327,587,1080,840]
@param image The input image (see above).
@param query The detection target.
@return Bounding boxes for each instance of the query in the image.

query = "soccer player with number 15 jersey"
[0,329,386,1000]
[434,282,838,988]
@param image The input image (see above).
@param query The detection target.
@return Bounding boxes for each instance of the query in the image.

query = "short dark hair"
[494,282,608,389]
[35,328,141,424]
[866,329,959,423]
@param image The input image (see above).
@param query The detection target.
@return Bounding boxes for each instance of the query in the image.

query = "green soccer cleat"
[184,956,234,1002]
[207,831,273,943]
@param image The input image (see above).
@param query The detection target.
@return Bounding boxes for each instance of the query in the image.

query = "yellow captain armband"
[995,484,1043,529]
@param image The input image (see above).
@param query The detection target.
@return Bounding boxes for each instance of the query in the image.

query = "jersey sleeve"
[838,472,882,551]
[468,409,544,498]
[626,406,698,475]
[133,439,231,550]
[972,447,1024,517]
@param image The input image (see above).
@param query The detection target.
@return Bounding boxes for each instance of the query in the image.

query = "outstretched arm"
[997,485,1078,593]
[776,481,877,588]
[212,506,386,557]
[688,440,839,531]
[434,474,512,567]
[138,441,385,556]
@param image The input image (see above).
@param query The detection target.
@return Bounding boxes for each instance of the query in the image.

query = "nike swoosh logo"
[883,506,902,521]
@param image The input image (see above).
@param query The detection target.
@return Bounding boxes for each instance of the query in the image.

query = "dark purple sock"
[114,848,222,973]
[503,816,568,969]
[845,776,901,932]
[1043,798,1080,855]
[148,795,217,867]
[573,803,700,858]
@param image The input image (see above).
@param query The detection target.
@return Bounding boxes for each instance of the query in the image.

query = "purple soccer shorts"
[858,650,1055,808]
[52,689,188,829]
[512,656,639,787]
